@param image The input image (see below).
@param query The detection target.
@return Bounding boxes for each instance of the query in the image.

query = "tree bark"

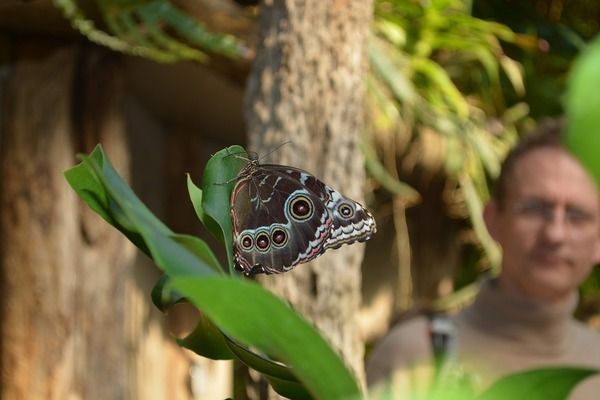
[244,0,374,390]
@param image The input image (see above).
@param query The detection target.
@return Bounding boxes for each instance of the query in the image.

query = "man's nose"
[541,208,567,243]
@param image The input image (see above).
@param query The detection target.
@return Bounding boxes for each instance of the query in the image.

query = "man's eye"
[513,199,596,226]
[566,208,593,224]
[515,200,552,217]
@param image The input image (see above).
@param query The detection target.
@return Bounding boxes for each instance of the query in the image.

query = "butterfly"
[230,158,377,276]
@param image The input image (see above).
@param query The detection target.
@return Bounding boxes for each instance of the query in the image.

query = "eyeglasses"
[510,198,597,228]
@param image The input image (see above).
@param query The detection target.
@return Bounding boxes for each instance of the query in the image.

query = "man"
[366,120,600,399]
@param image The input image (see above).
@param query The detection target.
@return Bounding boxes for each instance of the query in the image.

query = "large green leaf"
[224,338,314,399]
[224,337,297,381]
[477,367,599,400]
[266,376,313,400]
[171,276,362,400]
[180,315,309,388]
[565,35,600,185]
[68,148,218,276]
[151,274,185,312]
[177,311,235,360]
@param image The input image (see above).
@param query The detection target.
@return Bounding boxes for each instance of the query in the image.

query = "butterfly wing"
[268,165,377,250]
[321,187,377,250]
[231,167,332,275]
[230,163,377,276]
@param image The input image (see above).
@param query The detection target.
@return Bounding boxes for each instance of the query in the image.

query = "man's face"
[485,147,600,301]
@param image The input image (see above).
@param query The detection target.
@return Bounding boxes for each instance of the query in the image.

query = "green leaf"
[224,336,297,381]
[156,0,248,59]
[458,173,501,268]
[477,367,599,400]
[565,36,600,185]
[151,274,185,312]
[197,145,247,274]
[171,276,362,400]
[360,139,421,205]
[177,312,235,360]
[55,0,248,64]
[366,74,404,133]
[187,174,206,225]
[499,55,525,96]
[64,144,218,277]
[465,127,501,178]
[170,233,224,274]
[411,57,469,118]
[267,375,314,400]
[224,337,315,398]
[54,0,195,63]
[369,37,416,105]
[64,145,114,222]
[375,19,406,47]
[65,145,163,256]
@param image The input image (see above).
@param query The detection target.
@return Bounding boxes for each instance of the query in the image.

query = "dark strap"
[428,313,455,378]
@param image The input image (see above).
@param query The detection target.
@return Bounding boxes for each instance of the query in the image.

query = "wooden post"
[0,41,191,399]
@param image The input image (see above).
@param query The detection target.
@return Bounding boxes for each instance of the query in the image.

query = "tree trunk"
[243,0,374,391]
[0,41,190,399]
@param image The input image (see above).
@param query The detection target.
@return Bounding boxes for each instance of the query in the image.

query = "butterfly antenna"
[212,148,252,187]
[257,140,293,163]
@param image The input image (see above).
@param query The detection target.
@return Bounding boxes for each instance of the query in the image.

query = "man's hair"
[492,118,565,208]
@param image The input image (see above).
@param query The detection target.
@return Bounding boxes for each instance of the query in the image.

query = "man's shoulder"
[372,315,433,355]
[385,314,431,341]
[571,318,600,342]
[568,319,600,366]
[366,315,433,385]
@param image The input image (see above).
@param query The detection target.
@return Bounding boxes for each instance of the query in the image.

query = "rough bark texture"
[0,41,191,399]
[244,0,374,388]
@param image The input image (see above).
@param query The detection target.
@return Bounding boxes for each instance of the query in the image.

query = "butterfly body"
[230,159,376,276]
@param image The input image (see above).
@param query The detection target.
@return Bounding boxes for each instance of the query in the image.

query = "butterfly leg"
[247,265,267,277]
[234,260,266,277]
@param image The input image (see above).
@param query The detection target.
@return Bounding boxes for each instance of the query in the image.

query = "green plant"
[64,145,360,399]
[565,35,600,183]
[65,144,598,399]
[367,0,533,260]
[53,0,249,62]
[364,0,540,312]
[58,1,600,396]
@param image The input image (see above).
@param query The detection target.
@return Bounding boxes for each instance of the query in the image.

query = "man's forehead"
[508,147,600,205]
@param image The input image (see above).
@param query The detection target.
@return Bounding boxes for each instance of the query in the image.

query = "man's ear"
[592,231,600,265]
[483,200,500,241]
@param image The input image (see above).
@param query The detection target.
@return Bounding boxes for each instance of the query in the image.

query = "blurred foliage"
[366,0,536,303]
[564,34,600,322]
[471,0,600,320]
[369,364,598,400]
[53,0,249,62]
[366,0,598,313]
[579,267,600,316]
[473,0,600,117]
